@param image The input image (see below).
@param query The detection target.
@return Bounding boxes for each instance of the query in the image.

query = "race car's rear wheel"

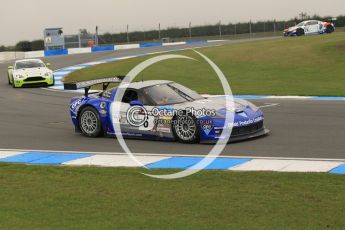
[326,25,334,33]
[172,113,200,144]
[296,28,305,36]
[79,107,102,137]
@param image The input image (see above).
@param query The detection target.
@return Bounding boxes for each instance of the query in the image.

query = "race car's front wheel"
[79,107,102,137]
[11,76,17,88]
[172,113,200,144]
[296,28,305,36]
[7,74,11,85]
[48,78,55,87]
[326,25,334,33]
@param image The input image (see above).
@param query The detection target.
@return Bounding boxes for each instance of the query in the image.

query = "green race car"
[8,59,54,88]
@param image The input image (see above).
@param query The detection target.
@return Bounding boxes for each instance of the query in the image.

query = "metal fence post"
[219,21,222,38]
[189,22,192,40]
[78,32,81,48]
[95,26,99,46]
[274,20,276,34]
[158,23,161,41]
[126,24,130,43]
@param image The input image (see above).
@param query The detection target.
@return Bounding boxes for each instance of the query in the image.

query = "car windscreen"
[16,61,45,69]
[143,84,188,105]
[170,83,204,101]
[297,22,305,26]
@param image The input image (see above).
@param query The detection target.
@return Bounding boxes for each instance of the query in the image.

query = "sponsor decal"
[119,115,128,124]
[70,98,86,113]
[99,109,107,115]
[232,116,263,127]
[122,132,143,137]
[155,119,172,133]
[201,120,213,135]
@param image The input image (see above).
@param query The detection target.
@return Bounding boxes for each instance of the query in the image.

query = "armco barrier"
[139,43,162,48]
[68,47,92,55]
[91,46,115,52]
[163,42,187,46]
[0,39,218,61]
[25,51,45,59]
[115,44,140,50]
[186,40,208,44]
[0,52,25,62]
[44,49,68,57]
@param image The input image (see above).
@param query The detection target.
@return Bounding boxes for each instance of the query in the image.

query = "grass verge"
[0,164,345,229]
[65,32,345,96]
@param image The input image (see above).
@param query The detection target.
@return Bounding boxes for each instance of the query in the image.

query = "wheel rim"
[81,111,98,134]
[174,115,196,141]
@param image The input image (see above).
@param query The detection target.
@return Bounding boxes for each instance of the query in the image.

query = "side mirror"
[46,63,51,67]
[129,100,144,107]
[8,66,13,70]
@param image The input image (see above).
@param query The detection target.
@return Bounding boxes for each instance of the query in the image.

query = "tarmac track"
[1,38,345,159]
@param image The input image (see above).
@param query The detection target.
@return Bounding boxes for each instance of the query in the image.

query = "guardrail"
[0,52,25,62]
[0,39,217,62]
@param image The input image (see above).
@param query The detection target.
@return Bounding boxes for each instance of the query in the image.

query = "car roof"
[118,80,173,90]
[15,59,43,64]
[301,20,318,23]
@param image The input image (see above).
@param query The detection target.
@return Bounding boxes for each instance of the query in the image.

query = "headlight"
[44,72,52,77]
[16,74,25,79]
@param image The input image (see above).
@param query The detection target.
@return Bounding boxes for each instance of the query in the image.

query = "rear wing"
[64,76,125,96]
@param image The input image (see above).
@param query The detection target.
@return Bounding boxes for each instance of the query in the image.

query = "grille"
[22,82,48,88]
[24,77,45,82]
[231,121,264,136]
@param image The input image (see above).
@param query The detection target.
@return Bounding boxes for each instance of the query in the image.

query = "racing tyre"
[11,76,17,88]
[7,74,11,85]
[48,78,55,87]
[172,113,200,144]
[79,107,103,137]
[296,28,305,36]
[326,25,334,33]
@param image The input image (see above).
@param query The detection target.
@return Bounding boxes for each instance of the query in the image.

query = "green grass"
[65,32,345,96]
[1,164,345,229]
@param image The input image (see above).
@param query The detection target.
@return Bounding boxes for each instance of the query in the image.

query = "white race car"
[8,59,54,88]
[284,20,335,36]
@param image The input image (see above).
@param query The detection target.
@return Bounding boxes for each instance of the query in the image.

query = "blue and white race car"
[284,20,335,36]
[64,78,269,143]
